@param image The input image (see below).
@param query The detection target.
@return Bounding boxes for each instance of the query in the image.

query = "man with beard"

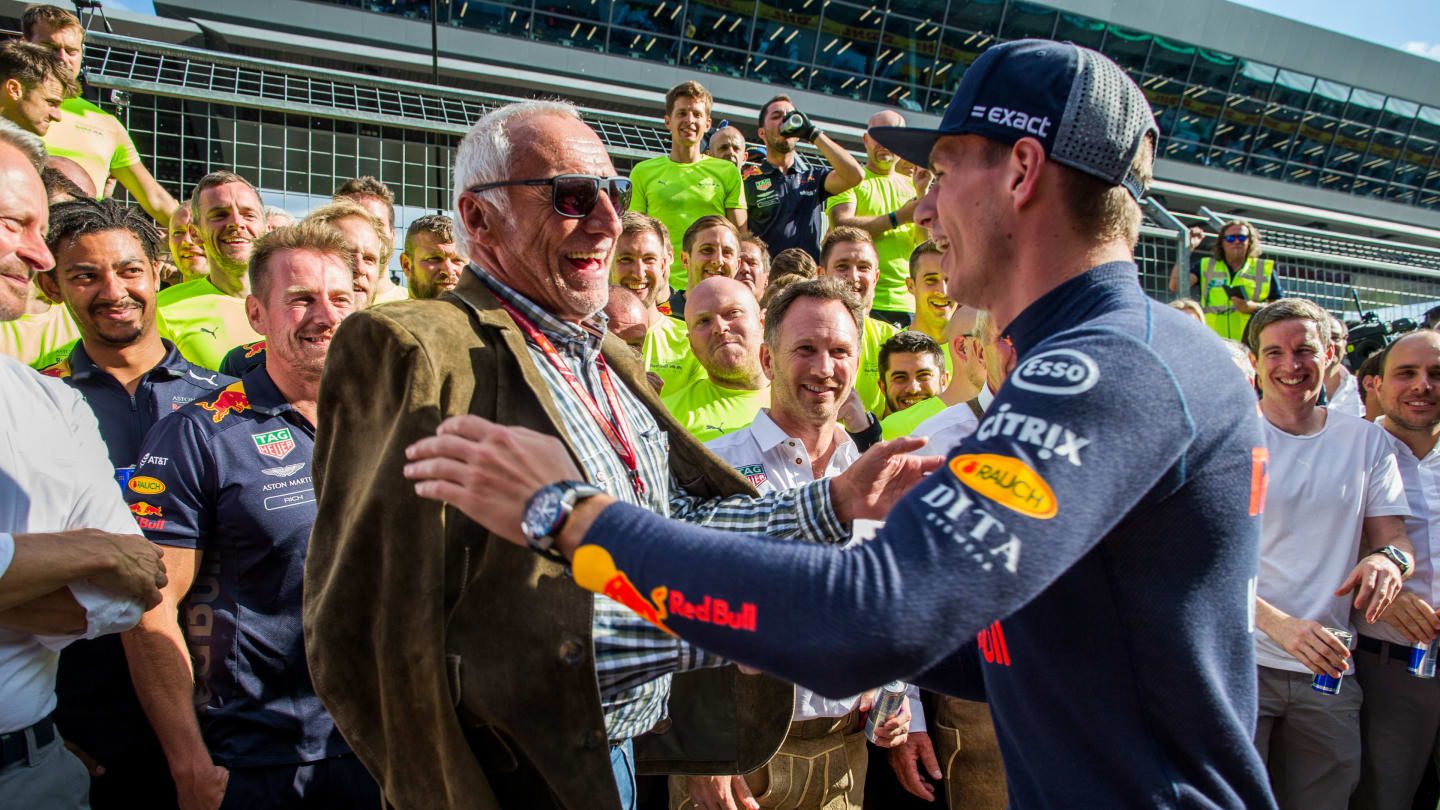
[334,177,408,304]
[611,212,695,391]
[123,223,378,809]
[876,331,946,420]
[1351,329,1440,809]
[167,203,208,283]
[401,214,466,299]
[827,110,929,328]
[817,226,897,417]
[743,95,862,260]
[662,276,770,441]
[35,198,233,810]
[156,171,268,370]
[736,234,770,300]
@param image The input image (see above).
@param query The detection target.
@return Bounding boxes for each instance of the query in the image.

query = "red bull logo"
[40,359,70,378]
[197,382,250,424]
[977,620,1011,666]
[243,340,267,358]
[129,501,163,517]
[668,590,758,632]
[573,546,673,635]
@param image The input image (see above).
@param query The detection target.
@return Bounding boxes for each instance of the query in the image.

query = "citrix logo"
[970,105,1052,137]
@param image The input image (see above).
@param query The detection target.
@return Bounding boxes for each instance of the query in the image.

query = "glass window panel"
[1231,60,1275,101]
[945,0,1004,36]
[812,63,868,99]
[818,2,880,78]
[750,12,820,72]
[533,11,608,48]
[1326,121,1369,171]
[1309,79,1351,117]
[1360,129,1405,183]
[747,53,809,90]
[887,0,943,20]
[682,1,755,58]
[882,14,941,92]
[1146,36,1194,82]
[1385,185,1417,205]
[453,2,532,37]
[1283,163,1320,186]
[1318,172,1352,193]
[1254,106,1301,162]
[1248,154,1283,178]
[1213,96,1260,151]
[1291,114,1336,166]
[610,0,682,37]
[1270,69,1313,109]
[930,25,990,99]
[1345,88,1385,126]
[538,0,611,24]
[1103,26,1150,72]
[1052,13,1104,50]
[612,29,680,63]
[681,42,748,77]
[999,2,1056,41]
[1190,48,1235,90]
[1380,97,1419,132]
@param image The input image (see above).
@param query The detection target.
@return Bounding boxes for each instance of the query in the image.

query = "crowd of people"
[2,6,1438,810]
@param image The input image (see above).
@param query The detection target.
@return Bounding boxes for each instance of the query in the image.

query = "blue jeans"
[610,739,636,810]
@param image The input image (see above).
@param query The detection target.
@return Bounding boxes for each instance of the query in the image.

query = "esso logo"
[1011,349,1100,396]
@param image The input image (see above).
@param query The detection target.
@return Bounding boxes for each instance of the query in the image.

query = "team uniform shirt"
[825,166,921,313]
[742,155,834,260]
[644,315,699,392]
[0,302,81,367]
[219,339,267,379]
[659,376,769,443]
[372,280,410,304]
[0,355,146,733]
[880,396,944,440]
[125,366,348,767]
[1254,410,1408,674]
[857,316,900,417]
[912,400,983,456]
[569,262,1278,809]
[43,96,141,196]
[1354,420,1440,645]
[629,156,744,286]
[157,277,261,371]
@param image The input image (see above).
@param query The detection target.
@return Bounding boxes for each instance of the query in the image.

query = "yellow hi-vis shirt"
[629,156,744,289]
[157,278,260,371]
[43,97,141,196]
[660,376,769,443]
[0,302,81,367]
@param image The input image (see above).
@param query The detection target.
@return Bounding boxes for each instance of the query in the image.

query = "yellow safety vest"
[1200,257,1273,341]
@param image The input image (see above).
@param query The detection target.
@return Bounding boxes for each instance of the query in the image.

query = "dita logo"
[977,620,1011,666]
[970,105,1052,137]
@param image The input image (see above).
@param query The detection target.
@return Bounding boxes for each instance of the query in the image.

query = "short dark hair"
[739,232,770,273]
[1245,297,1331,356]
[334,176,396,229]
[41,166,89,202]
[682,214,739,255]
[621,211,671,257]
[248,221,359,300]
[757,94,791,134]
[760,272,807,310]
[22,5,83,40]
[404,214,455,255]
[189,171,262,219]
[763,276,864,349]
[1357,349,1384,392]
[665,80,712,118]
[0,40,77,97]
[45,197,164,265]
[908,240,942,280]
[879,330,944,380]
[819,225,874,268]
[770,247,816,280]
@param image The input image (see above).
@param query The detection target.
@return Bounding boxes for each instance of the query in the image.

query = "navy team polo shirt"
[742,154,834,260]
[125,365,349,767]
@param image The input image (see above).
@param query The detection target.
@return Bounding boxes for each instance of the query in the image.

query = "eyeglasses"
[1223,233,1250,243]
[467,174,632,218]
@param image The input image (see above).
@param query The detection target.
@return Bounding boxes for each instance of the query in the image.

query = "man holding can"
[1352,329,1440,809]
[1246,298,1413,810]
[403,40,1285,808]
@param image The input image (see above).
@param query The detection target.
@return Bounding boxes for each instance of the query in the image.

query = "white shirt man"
[1249,299,1414,810]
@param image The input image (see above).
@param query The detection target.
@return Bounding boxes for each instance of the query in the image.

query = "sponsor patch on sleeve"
[1010,348,1099,396]
[127,475,166,495]
[949,454,1057,519]
[574,545,673,635]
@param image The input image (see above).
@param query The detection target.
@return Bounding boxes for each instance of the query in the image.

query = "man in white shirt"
[1324,314,1363,417]
[1352,329,1440,809]
[1248,298,1415,810]
[0,118,164,807]
[675,277,910,810]
[912,308,1013,453]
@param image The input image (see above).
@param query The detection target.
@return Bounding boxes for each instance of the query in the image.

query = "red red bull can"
[1311,628,1354,695]
[1409,642,1437,679]
[864,681,908,743]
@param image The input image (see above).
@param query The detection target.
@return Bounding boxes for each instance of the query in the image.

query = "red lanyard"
[498,299,647,499]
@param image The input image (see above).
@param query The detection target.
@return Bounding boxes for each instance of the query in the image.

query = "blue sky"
[97,0,1440,61]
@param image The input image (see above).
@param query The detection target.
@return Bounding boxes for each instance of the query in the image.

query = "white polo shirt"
[912,401,982,455]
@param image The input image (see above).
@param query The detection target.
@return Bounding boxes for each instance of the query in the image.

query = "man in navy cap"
[403,40,1278,808]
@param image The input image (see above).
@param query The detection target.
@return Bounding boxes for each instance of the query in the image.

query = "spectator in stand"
[1247,298,1414,810]
[35,198,234,810]
[166,202,208,283]
[631,81,745,311]
[123,223,379,809]
[816,226,897,417]
[1323,314,1364,416]
[736,233,770,299]
[0,40,72,138]
[334,176,408,303]
[24,6,179,225]
[882,306,985,441]
[682,213,742,290]
[661,276,770,441]
[876,330,945,419]
[1352,330,1440,809]
[706,124,747,171]
[1356,351,1384,421]
[743,94,862,260]
[904,241,956,371]
[1169,297,1204,323]
[603,284,648,359]
[675,277,910,810]
[1170,219,1283,341]
[400,214,466,299]
[0,116,165,810]
[261,205,295,229]
[304,199,391,305]
[156,171,267,370]
[611,212,695,392]
[826,110,930,328]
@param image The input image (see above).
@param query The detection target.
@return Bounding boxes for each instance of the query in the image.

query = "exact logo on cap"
[971,105,1052,138]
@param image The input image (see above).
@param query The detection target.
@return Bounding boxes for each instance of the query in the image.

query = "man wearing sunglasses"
[1170,219,1284,341]
[306,100,914,810]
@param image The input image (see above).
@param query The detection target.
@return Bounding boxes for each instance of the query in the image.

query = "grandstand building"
[3,0,1439,319]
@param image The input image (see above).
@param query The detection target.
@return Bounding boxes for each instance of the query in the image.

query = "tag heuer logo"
[735,463,768,488]
[755,178,772,191]
[252,428,296,460]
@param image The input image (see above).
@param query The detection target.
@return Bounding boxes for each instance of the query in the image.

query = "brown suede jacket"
[304,271,793,809]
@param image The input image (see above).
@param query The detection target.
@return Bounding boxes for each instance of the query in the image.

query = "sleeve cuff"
[908,695,927,733]
[69,581,144,639]
[796,480,848,544]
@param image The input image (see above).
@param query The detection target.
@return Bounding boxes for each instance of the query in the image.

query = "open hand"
[831,437,944,522]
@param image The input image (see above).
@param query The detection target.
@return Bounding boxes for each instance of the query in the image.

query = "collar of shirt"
[239,364,298,419]
[760,153,811,177]
[749,408,856,477]
[66,338,193,383]
[469,264,608,359]
[1004,261,1139,358]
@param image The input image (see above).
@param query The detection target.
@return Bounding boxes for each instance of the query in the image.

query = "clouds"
[1402,41,1440,60]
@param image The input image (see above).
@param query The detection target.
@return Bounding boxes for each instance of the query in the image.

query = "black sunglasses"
[468,174,632,218]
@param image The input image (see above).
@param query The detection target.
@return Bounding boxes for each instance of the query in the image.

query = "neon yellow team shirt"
[880,396,945,440]
[629,156,744,290]
[857,316,900,417]
[43,97,141,197]
[0,302,81,367]
[157,278,261,371]
[645,315,701,393]
[826,167,921,313]
[661,377,770,443]
[372,283,409,304]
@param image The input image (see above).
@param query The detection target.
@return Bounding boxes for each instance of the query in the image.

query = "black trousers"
[218,753,380,809]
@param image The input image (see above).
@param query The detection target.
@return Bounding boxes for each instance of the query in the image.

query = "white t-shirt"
[1254,409,1409,673]
[1354,418,1440,645]
[912,402,981,455]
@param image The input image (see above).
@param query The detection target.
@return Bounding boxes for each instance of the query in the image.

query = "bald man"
[660,276,769,442]
[706,125,746,171]
[44,154,94,198]
[826,109,931,328]
[604,284,648,358]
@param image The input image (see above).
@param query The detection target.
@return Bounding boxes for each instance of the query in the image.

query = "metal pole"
[430,0,445,214]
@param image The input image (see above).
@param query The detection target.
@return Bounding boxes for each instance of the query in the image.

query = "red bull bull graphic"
[129,501,165,531]
[242,340,267,358]
[573,545,673,635]
[197,382,250,424]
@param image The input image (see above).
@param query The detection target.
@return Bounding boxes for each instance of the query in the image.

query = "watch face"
[522,486,562,540]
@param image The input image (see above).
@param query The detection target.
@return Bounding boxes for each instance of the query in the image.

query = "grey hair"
[0,117,46,172]
[451,100,582,256]
[262,205,296,226]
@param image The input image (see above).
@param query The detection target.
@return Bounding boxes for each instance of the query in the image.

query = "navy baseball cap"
[869,39,1158,201]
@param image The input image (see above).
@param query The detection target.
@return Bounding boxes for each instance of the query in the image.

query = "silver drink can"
[864,681,909,743]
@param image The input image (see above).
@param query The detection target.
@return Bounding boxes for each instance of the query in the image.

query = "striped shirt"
[474,267,845,740]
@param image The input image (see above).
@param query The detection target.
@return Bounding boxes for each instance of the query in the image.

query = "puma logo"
[198,326,218,338]
[188,370,218,385]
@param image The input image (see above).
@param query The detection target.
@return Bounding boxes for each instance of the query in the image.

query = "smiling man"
[905,241,956,360]
[611,212,696,391]
[0,40,73,138]
[817,226,898,417]
[166,203,208,283]
[876,330,947,419]
[682,214,742,291]
[661,275,770,441]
